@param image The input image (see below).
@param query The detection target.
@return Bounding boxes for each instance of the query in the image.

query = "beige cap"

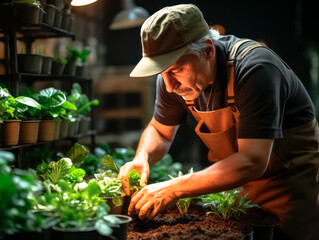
[130,4,210,78]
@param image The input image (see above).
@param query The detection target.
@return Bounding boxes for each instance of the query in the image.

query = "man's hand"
[128,180,179,221]
[117,160,150,196]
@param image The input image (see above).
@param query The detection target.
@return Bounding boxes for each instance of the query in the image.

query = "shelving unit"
[0,3,96,167]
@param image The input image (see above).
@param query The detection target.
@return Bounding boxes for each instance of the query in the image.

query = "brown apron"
[186,40,319,239]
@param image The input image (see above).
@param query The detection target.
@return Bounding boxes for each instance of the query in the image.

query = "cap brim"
[130,45,189,78]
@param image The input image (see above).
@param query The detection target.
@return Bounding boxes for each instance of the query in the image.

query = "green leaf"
[48,158,72,184]
[101,155,119,173]
[69,168,86,182]
[86,181,102,198]
[67,143,90,166]
[15,96,41,109]
[95,219,113,236]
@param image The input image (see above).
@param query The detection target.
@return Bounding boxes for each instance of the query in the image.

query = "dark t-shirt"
[153,35,315,139]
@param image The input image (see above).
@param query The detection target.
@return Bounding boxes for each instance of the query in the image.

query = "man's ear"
[203,38,215,59]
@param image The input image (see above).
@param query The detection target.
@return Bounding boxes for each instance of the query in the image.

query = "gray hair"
[184,29,220,57]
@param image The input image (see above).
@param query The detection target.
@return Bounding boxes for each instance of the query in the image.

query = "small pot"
[13,2,40,26]
[54,10,62,28]
[104,214,132,240]
[63,60,76,76]
[18,54,43,74]
[59,119,69,138]
[60,9,70,31]
[38,119,56,142]
[19,120,40,144]
[41,56,53,74]
[101,195,125,215]
[1,120,21,146]
[46,0,65,11]
[67,120,76,137]
[54,118,61,140]
[79,116,91,134]
[42,4,57,26]
[76,65,89,77]
[253,224,277,240]
[51,60,65,75]
[68,13,75,33]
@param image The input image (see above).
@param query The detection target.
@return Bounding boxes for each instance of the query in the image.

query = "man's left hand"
[128,180,179,220]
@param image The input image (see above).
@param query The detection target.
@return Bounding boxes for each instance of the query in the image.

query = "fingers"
[128,190,144,216]
[138,201,154,221]
[140,169,149,188]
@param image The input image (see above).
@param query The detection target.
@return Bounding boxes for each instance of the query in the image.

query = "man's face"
[160,50,214,101]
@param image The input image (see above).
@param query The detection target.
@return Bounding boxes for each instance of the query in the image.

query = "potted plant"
[12,0,42,26]
[25,87,77,141]
[63,46,78,76]
[67,83,99,134]
[0,87,41,146]
[75,46,91,77]
[51,54,66,75]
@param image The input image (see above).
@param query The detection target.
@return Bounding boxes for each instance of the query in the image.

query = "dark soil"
[127,204,259,240]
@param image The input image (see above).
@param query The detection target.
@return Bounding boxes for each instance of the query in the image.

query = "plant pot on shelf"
[59,119,69,138]
[76,65,89,77]
[42,4,57,26]
[79,116,91,134]
[68,13,75,33]
[53,10,62,28]
[63,60,76,76]
[38,119,56,142]
[13,2,40,26]
[19,120,40,144]
[51,60,65,75]
[60,9,70,31]
[18,54,43,74]
[46,0,65,10]
[0,120,21,146]
[41,56,53,74]
[67,120,76,137]
[101,195,125,215]
[54,118,61,140]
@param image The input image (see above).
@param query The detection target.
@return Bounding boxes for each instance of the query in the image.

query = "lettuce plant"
[201,189,259,220]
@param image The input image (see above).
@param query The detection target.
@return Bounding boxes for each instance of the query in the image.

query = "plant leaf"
[67,143,90,166]
[101,155,119,173]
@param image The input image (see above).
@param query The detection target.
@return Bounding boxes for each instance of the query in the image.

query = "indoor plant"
[12,0,42,26]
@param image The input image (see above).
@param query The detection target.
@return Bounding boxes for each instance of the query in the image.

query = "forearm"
[134,118,178,166]
[171,152,267,199]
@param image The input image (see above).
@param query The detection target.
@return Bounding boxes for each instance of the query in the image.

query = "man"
[118,4,319,239]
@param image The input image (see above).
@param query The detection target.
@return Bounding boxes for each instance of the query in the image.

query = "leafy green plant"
[13,0,41,8]
[0,151,52,237]
[169,168,195,215]
[21,87,76,120]
[67,83,99,117]
[66,46,91,66]
[0,87,41,121]
[127,169,141,192]
[201,189,259,220]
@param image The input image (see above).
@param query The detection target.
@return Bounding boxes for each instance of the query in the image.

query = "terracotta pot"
[59,119,69,138]
[38,119,56,142]
[51,60,65,75]
[54,118,61,140]
[41,56,53,74]
[19,120,40,144]
[1,120,21,146]
[18,54,43,74]
[101,196,125,215]
[42,4,57,26]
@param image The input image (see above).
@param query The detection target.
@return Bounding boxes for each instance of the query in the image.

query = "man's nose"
[165,77,179,93]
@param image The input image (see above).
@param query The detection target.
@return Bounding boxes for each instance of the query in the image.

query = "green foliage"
[66,143,90,166]
[102,154,119,173]
[0,87,41,121]
[169,168,195,215]
[67,83,99,117]
[128,169,141,192]
[47,158,73,184]
[201,189,260,220]
[80,155,101,176]
[0,151,47,236]
[66,46,91,65]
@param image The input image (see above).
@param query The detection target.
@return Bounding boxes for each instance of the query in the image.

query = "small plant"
[13,0,41,8]
[201,189,260,220]
[0,87,41,121]
[66,46,91,66]
[169,168,195,215]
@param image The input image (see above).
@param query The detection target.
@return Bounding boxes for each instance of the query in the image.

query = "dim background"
[71,0,319,170]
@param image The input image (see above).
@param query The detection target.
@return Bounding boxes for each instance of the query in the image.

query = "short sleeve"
[153,75,187,126]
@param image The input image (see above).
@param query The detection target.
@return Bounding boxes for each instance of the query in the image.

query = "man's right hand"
[117,160,150,196]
